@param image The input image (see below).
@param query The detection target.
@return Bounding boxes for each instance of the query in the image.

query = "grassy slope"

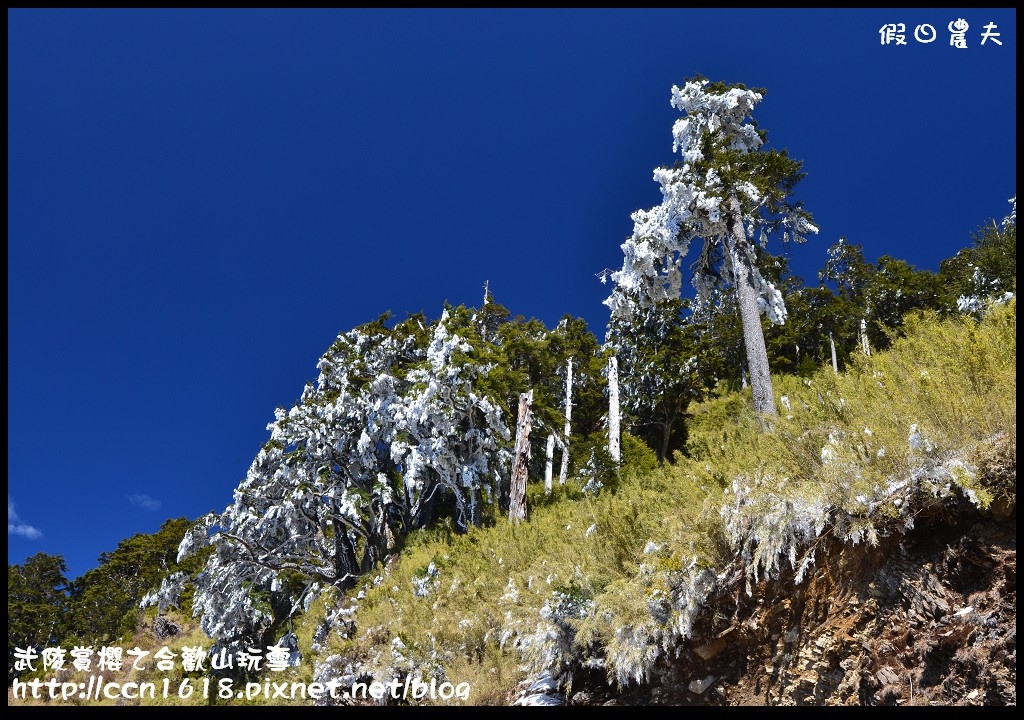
[312,301,1015,704]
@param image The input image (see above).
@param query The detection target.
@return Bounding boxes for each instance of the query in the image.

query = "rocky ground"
[519,499,1016,707]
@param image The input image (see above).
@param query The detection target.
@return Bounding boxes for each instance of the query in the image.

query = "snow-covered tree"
[178,299,616,644]
[393,308,512,532]
[181,309,511,642]
[606,77,816,417]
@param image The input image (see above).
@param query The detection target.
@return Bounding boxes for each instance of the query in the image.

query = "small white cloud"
[128,493,162,511]
[8,523,42,539]
[8,495,43,539]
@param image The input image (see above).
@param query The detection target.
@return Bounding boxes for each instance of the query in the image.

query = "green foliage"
[8,553,69,662]
[817,235,988,356]
[8,520,213,689]
[820,236,873,305]
[486,312,607,478]
[864,256,946,350]
[679,76,810,227]
[689,286,746,389]
[940,216,1017,302]
[465,305,612,505]
[68,518,204,644]
[619,432,659,481]
[607,298,714,462]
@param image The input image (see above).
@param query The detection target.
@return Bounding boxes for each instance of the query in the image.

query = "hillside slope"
[303,302,1015,706]
[568,492,1015,705]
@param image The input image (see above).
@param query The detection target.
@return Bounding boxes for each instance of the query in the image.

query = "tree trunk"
[727,196,777,417]
[859,317,871,356]
[559,359,573,485]
[332,513,360,591]
[660,420,672,465]
[360,541,378,574]
[830,331,839,374]
[544,434,555,495]
[608,355,621,464]
[481,280,490,342]
[509,390,533,522]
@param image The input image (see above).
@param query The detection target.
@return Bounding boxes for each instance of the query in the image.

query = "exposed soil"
[567,501,1016,706]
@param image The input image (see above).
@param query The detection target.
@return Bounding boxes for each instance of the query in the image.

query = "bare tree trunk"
[830,331,839,374]
[480,280,490,341]
[859,317,871,356]
[608,355,621,464]
[559,358,573,485]
[509,390,533,522]
[544,434,554,495]
[727,196,777,417]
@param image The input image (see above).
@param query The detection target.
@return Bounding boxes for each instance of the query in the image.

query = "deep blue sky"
[8,9,1016,578]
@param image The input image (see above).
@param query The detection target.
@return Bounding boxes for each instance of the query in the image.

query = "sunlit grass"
[317,301,1015,700]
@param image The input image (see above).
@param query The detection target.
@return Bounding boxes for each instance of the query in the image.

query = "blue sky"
[8,9,1016,579]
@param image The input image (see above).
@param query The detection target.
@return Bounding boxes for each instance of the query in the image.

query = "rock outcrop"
[569,501,1015,706]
